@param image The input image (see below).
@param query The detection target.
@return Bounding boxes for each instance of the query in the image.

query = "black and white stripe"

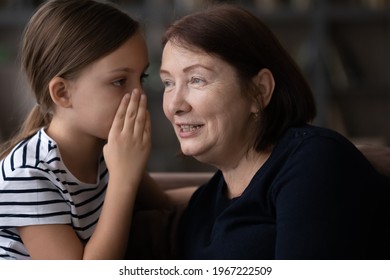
[0,128,108,259]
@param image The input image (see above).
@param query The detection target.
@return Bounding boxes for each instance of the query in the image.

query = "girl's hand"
[103,89,151,187]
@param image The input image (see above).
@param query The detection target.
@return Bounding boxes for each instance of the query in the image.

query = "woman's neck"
[221,148,272,199]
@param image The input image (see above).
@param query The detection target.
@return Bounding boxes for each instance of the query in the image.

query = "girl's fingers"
[123,89,149,138]
[132,93,148,139]
[110,93,131,134]
[143,111,152,144]
[111,89,149,140]
[123,89,141,133]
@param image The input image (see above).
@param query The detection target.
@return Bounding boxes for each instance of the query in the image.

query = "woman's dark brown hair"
[162,4,316,151]
[0,0,139,159]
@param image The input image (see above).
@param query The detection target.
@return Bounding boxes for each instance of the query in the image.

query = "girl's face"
[63,32,149,141]
[160,42,258,167]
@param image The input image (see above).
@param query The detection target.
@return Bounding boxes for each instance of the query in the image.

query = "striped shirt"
[0,128,108,259]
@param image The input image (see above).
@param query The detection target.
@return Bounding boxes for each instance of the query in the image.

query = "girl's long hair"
[0,0,139,159]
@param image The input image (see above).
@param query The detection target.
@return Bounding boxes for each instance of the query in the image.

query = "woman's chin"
[181,149,195,157]
[180,142,215,163]
[181,148,209,164]
[180,146,200,157]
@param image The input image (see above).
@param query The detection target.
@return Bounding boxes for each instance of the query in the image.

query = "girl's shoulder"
[0,129,61,186]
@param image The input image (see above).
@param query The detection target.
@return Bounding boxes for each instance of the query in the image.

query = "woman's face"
[64,32,149,141]
[160,41,258,167]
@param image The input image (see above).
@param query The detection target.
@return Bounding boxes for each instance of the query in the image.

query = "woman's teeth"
[180,125,202,132]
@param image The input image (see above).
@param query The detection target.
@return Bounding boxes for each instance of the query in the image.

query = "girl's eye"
[112,79,126,87]
[141,73,149,84]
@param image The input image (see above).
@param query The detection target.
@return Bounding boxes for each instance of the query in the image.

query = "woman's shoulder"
[281,124,357,154]
[286,124,349,142]
[270,124,378,178]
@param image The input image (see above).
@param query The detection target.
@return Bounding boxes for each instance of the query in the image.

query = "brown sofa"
[150,172,214,190]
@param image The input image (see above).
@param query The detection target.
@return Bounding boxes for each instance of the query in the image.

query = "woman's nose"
[166,86,191,116]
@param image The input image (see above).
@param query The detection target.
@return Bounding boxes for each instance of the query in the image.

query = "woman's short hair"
[162,4,316,151]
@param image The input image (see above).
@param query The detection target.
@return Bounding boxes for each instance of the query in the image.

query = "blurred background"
[0,0,389,172]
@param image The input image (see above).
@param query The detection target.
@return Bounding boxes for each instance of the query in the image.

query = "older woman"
[159,4,390,259]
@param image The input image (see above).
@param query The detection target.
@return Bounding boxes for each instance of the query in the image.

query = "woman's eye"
[112,79,126,87]
[162,80,174,88]
[190,77,205,86]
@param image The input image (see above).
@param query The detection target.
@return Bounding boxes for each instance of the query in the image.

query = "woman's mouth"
[179,124,203,132]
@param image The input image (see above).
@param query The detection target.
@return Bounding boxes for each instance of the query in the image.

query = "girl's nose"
[129,81,145,94]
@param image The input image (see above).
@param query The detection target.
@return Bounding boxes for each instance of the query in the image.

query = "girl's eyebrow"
[109,63,150,74]
[109,67,131,73]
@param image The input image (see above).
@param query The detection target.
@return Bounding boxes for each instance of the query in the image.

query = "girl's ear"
[251,68,275,113]
[48,77,72,108]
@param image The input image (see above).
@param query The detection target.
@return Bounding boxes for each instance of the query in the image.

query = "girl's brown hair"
[162,4,316,151]
[0,0,139,159]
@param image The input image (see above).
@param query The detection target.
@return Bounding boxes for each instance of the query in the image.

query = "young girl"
[0,0,168,259]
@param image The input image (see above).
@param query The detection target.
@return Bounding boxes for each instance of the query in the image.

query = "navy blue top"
[179,125,390,259]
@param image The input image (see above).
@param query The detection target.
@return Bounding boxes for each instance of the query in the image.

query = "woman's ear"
[48,76,72,108]
[251,68,275,111]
